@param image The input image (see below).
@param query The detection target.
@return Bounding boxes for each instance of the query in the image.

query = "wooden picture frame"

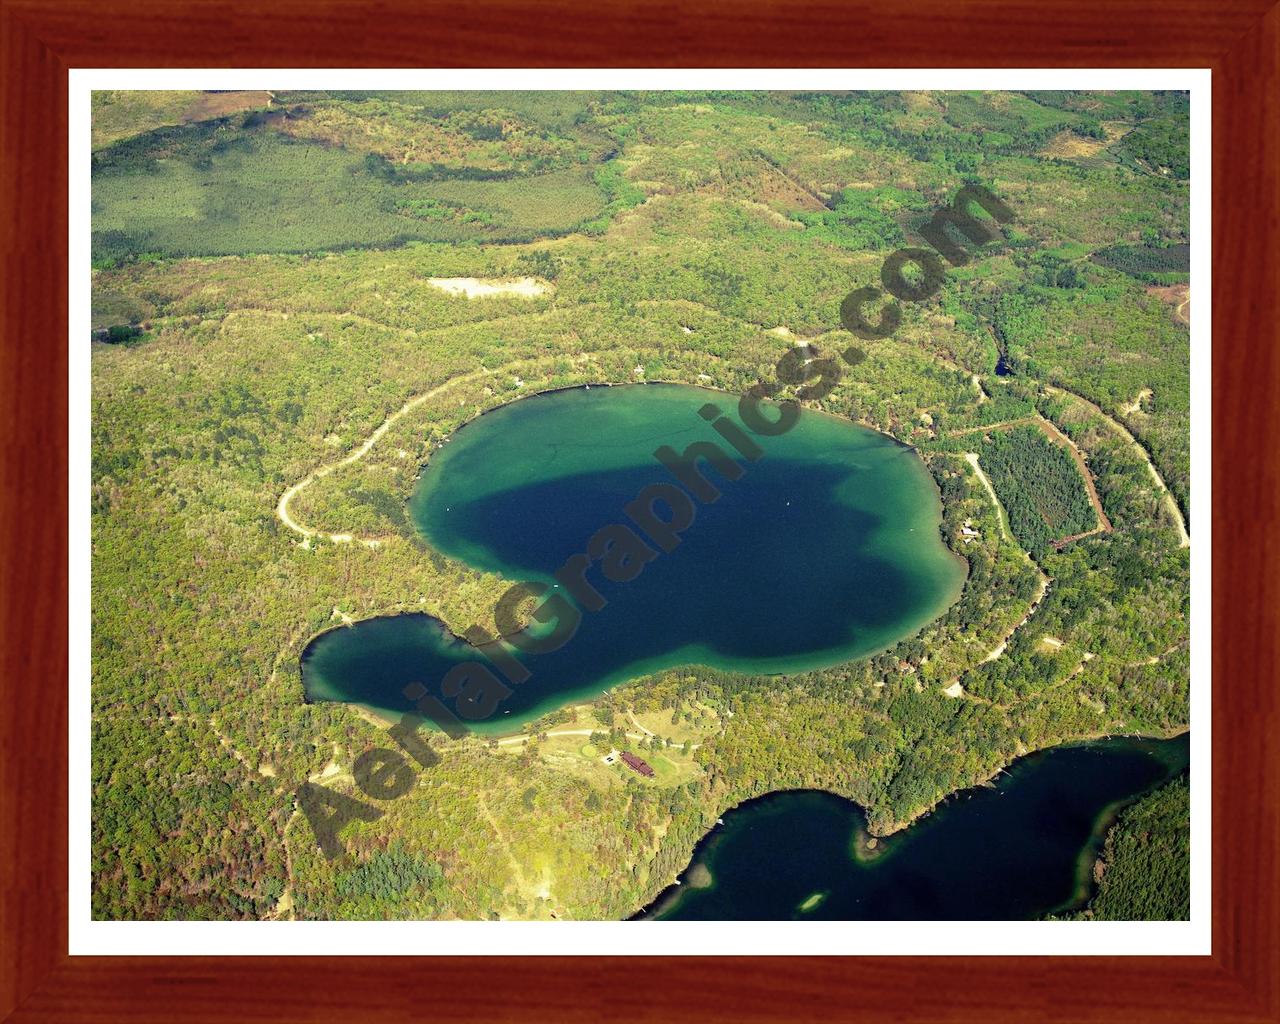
[1,1,1275,1019]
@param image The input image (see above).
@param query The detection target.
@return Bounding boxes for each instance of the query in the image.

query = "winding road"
[275,369,488,544]
[1045,385,1189,548]
[963,452,1012,543]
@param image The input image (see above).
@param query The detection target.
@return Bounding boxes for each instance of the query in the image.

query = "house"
[619,751,655,778]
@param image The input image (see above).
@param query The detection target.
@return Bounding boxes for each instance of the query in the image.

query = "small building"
[619,751,655,778]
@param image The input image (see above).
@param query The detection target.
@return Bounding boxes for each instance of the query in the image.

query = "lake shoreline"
[634,730,1190,921]
[301,382,969,735]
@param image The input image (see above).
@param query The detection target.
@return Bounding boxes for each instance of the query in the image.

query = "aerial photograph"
[90,88,1191,922]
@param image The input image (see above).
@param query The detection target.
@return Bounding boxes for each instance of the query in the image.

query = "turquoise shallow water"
[301,384,966,731]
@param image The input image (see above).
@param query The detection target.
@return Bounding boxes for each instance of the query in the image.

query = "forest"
[1067,778,1190,920]
[1090,242,1190,283]
[90,89,1191,922]
[975,425,1098,558]
[90,104,617,263]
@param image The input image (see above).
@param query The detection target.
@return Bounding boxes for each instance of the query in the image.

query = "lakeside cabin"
[620,751,656,778]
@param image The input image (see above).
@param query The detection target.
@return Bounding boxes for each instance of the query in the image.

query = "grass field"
[92,131,611,262]
[91,90,273,149]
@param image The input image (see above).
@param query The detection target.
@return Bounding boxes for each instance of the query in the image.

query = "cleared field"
[91,90,274,149]
[1038,129,1110,160]
[92,131,610,261]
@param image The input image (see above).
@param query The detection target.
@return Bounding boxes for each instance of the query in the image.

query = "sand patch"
[736,199,806,230]
[310,761,342,782]
[942,681,965,698]
[902,92,944,113]
[1145,283,1190,325]
[798,891,828,912]
[1039,130,1109,160]
[425,277,550,299]
[1119,387,1154,416]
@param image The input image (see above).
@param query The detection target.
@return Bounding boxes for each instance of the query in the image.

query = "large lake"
[301,383,966,731]
[639,732,1190,920]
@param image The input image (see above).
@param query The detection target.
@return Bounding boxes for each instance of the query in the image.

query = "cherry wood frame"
[2,1,1276,1020]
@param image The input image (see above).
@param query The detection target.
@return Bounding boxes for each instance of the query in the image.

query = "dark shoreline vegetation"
[637,731,1189,921]
[91,89,1190,922]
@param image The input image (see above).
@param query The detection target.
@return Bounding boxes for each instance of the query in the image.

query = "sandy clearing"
[1039,130,1108,160]
[426,277,550,299]
[310,761,342,782]
[1101,121,1134,143]
[1146,283,1190,326]
[182,90,274,122]
[1119,387,1153,416]
[207,715,282,784]
[499,728,637,746]
[942,681,965,698]
[736,199,806,230]
[493,727,702,751]
[272,887,294,919]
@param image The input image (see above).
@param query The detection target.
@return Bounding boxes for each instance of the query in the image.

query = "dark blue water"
[641,732,1189,920]
[301,385,965,731]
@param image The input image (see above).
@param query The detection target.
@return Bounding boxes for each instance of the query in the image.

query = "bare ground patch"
[1146,283,1190,325]
[1119,387,1154,416]
[182,91,274,122]
[1039,130,1109,160]
[425,277,551,299]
